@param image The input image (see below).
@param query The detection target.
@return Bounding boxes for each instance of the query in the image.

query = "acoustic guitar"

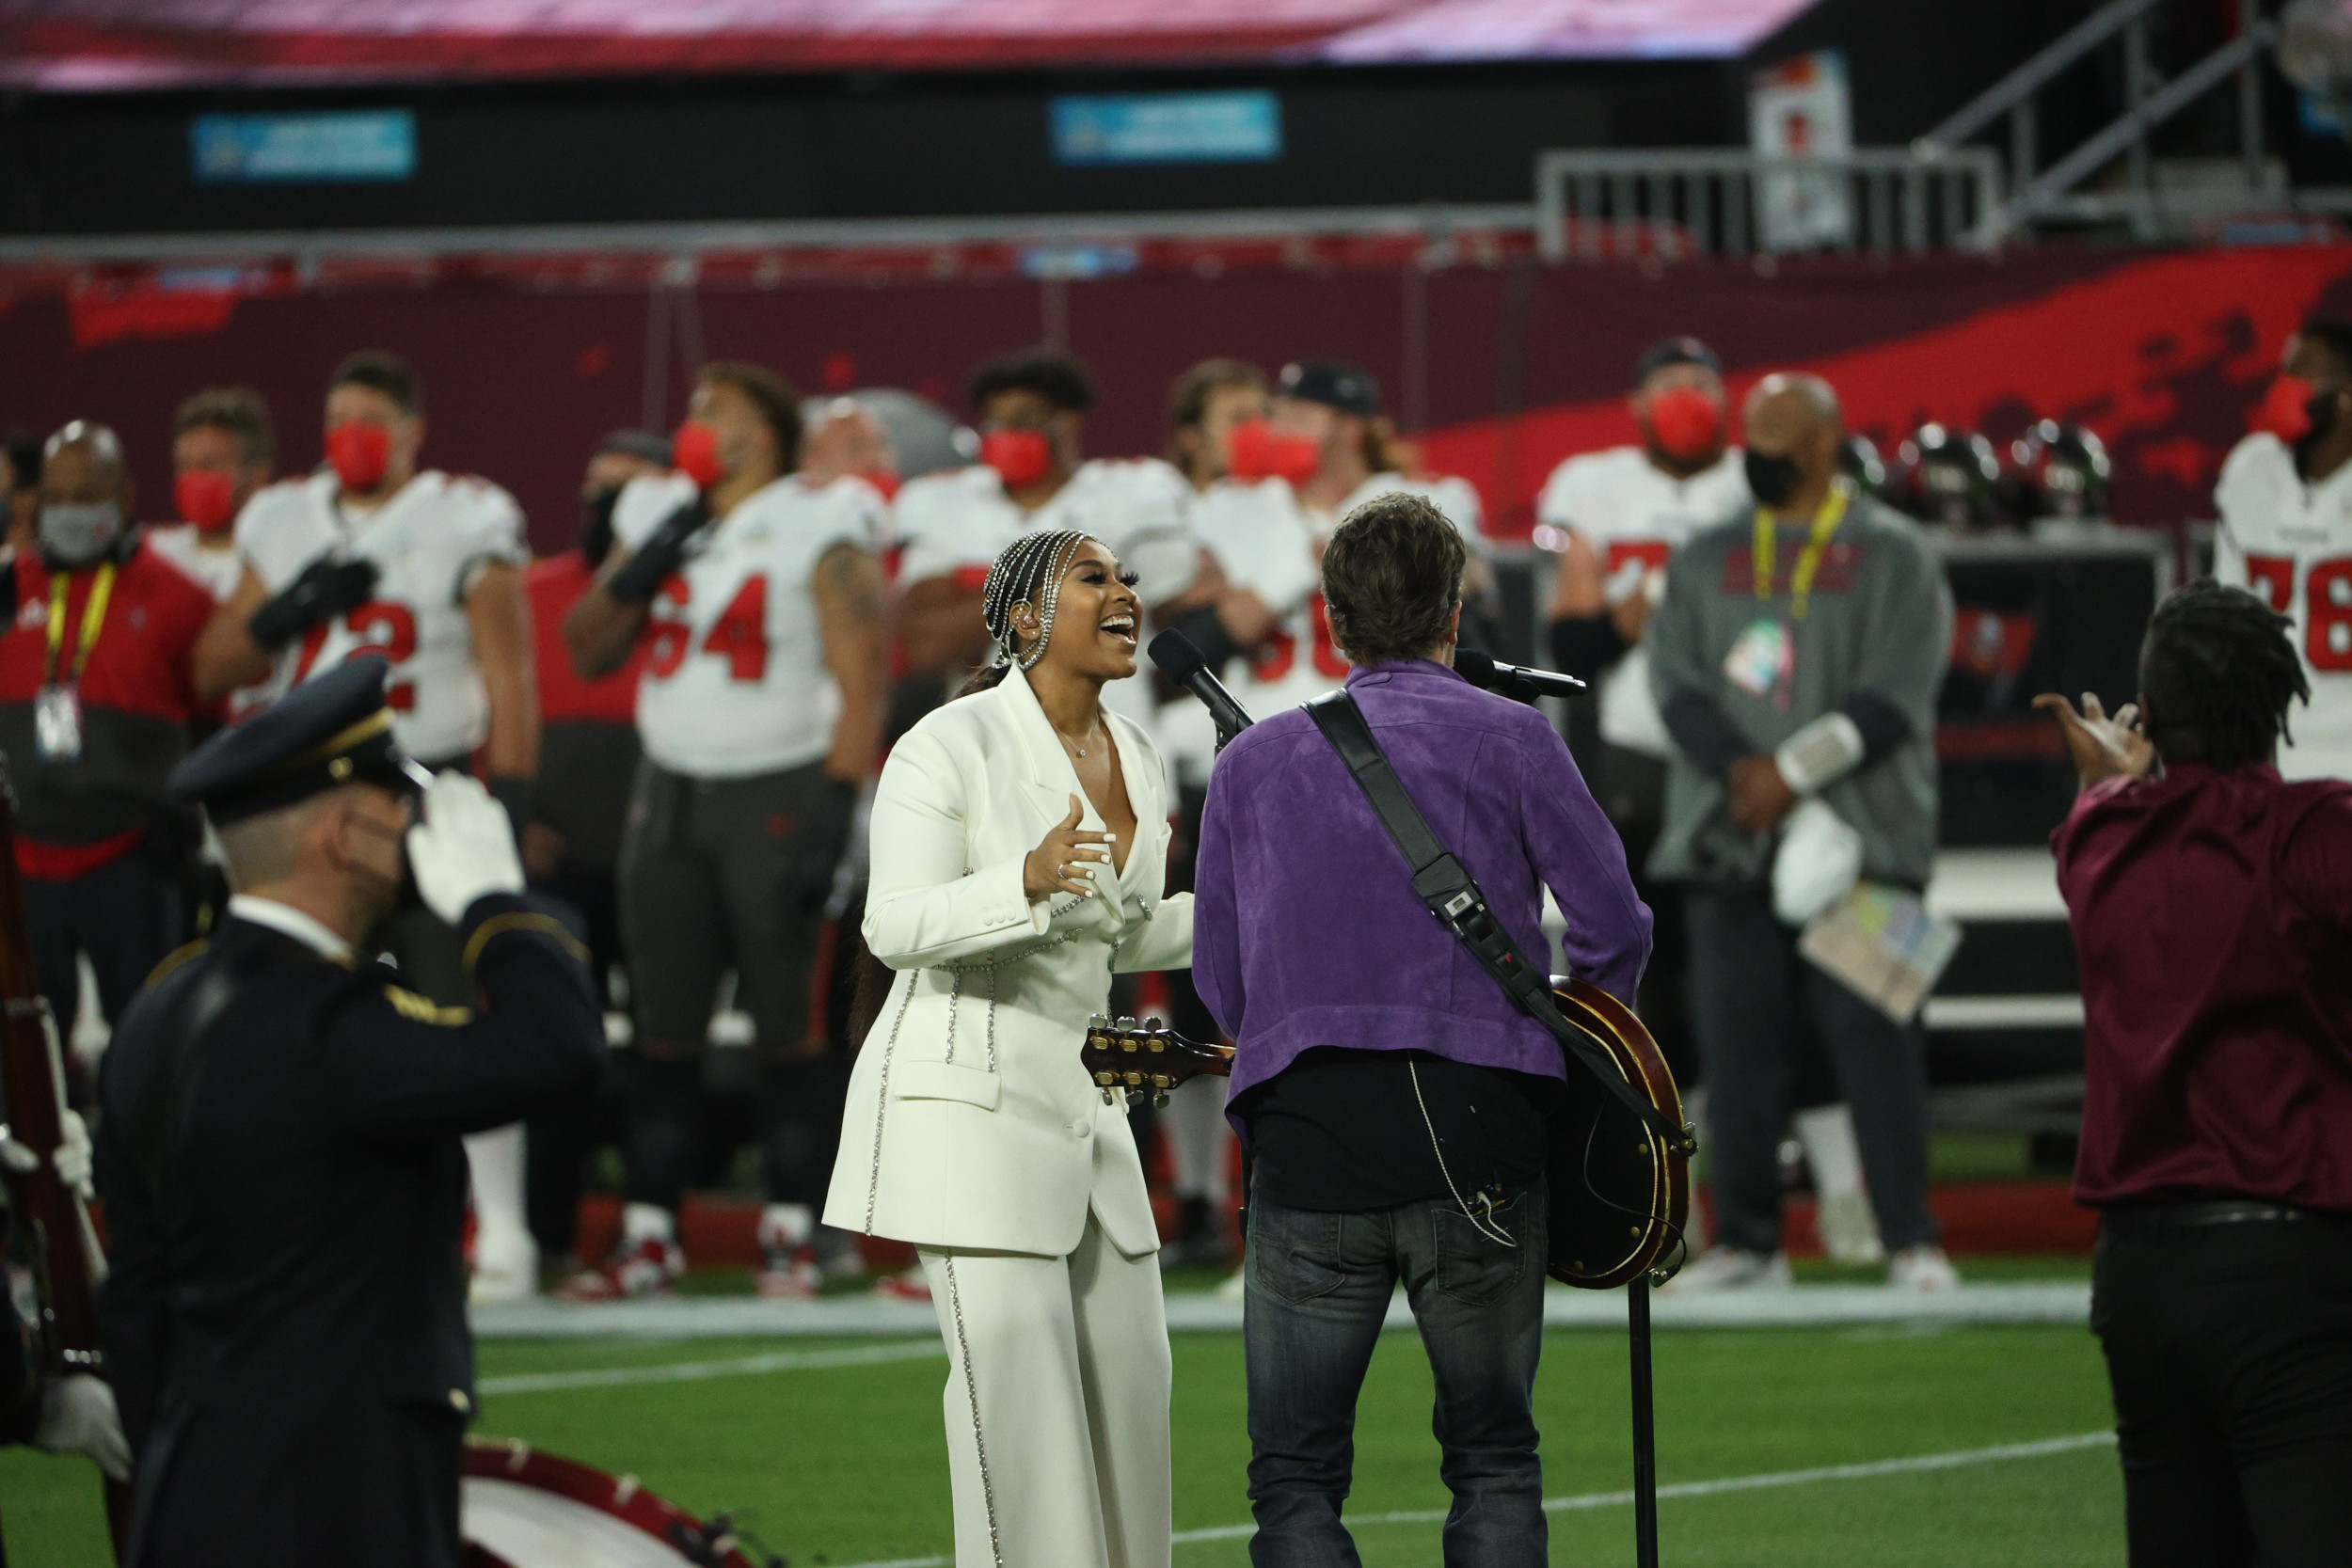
[1081,976,1690,1290]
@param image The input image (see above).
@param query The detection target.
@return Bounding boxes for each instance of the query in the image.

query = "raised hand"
[2033,690,2154,789]
[1024,794,1114,902]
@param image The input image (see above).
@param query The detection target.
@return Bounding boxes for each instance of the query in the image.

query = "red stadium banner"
[0,238,2347,551]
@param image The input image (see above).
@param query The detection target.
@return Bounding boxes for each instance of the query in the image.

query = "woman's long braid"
[2141,580,2311,768]
[979,530,1092,672]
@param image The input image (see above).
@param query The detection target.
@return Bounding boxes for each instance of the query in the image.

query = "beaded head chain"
[979,530,1094,671]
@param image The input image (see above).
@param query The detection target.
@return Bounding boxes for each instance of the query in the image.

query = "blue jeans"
[1244,1180,1549,1567]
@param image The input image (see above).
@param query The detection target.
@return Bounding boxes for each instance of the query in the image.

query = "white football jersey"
[1298,470,1490,549]
[894,458,1198,601]
[1536,445,1748,756]
[894,458,1200,751]
[1173,471,1488,784]
[612,470,883,778]
[235,470,528,762]
[145,524,247,601]
[2214,432,2352,780]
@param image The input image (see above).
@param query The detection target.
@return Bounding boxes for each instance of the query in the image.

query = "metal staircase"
[1533,0,2333,261]
[1913,0,2286,241]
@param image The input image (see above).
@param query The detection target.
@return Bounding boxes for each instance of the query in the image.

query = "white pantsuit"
[825,664,1192,1568]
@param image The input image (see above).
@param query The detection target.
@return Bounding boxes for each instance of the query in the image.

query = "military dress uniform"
[92,658,603,1568]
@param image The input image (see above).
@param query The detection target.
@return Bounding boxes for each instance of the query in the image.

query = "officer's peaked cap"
[168,657,430,826]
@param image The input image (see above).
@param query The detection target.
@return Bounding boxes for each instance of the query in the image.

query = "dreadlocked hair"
[955,529,1095,697]
[2139,580,2310,769]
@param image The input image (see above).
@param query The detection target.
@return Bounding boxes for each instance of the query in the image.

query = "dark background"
[0,0,2264,237]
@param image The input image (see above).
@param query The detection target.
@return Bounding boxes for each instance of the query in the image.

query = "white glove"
[34,1372,131,1482]
[405,771,526,926]
[1773,798,1864,927]
[0,1109,91,1200]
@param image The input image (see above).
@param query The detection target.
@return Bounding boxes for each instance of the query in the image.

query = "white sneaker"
[1886,1245,1960,1291]
[1659,1247,1792,1294]
[1816,1191,1887,1266]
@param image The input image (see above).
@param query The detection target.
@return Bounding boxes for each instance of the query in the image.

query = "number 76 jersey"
[612,470,883,779]
[2216,430,2352,780]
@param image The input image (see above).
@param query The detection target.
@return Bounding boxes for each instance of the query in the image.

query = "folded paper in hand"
[1797,882,1962,1023]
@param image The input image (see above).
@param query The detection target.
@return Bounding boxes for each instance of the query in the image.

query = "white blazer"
[824,664,1193,1259]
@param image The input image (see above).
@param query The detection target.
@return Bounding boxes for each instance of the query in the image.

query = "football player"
[150,388,275,606]
[893,350,1200,736]
[193,351,543,1300]
[1534,335,1743,1138]
[2216,318,2352,782]
[561,361,887,1299]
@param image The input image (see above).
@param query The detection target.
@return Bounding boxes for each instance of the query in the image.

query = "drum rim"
[464,1437,758,1568]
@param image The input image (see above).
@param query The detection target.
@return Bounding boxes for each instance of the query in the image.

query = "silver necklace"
[1054,721,1101,758]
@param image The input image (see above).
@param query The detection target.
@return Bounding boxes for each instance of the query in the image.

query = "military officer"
[93,656,603,1568]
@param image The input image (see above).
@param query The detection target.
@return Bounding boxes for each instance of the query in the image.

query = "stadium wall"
[1,240,2345,552]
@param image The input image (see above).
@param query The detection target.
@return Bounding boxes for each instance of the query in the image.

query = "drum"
[462,1438,770,1568]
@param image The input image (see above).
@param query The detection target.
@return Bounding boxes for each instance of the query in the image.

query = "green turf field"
[1,1318,2122,1565]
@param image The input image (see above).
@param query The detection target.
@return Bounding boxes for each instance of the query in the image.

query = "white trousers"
[919,1214,1172,1568]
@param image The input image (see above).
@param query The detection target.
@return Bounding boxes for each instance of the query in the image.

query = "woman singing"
[825,530,1192,1568]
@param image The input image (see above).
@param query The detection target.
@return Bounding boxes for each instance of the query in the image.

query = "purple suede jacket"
[1194,658,1652,1104]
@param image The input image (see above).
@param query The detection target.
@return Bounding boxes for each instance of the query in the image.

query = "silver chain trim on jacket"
[862,897,1111,1228]
[943,1258,1006,1568]
[863,971,918,1232]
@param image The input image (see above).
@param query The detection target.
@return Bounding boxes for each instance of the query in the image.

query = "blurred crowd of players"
[0,315,2342,1307]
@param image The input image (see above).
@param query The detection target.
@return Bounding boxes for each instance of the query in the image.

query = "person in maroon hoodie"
[2039,580,2352,1568]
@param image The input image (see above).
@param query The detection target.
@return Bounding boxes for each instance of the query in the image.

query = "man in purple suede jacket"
[1194,492,1651,1568]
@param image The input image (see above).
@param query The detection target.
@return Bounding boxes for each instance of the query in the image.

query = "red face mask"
[2252,374,2319,442]
[981,429,1053,489]
[326,421,390,493]
[174,468,238,531]
[671,420,724,490]
[1226,419,1322,486]
[1643,388,1725,462]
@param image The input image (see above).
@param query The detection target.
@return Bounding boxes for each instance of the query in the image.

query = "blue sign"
[1050,92,1281,166]
[191,111,417,182]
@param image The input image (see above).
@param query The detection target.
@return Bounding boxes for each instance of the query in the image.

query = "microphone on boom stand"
[1149,629,1258,752]
[1454,647,1587,705]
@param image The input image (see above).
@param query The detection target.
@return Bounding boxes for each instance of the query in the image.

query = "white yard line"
[477,1338,945,1396]
[836,1431,2116,1568]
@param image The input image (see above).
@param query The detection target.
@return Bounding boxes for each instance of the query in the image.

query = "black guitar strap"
[1307,690,1692,1151]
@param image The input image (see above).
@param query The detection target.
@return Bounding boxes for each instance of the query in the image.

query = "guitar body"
[1542,978,1691,1291]
[1085,990,1690,1291]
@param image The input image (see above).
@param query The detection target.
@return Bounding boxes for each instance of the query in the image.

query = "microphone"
[1150,629,1258,752]
[1455,647,1587,705]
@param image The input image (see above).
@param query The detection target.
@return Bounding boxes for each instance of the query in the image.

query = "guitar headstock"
[1081,1014,1234,1105]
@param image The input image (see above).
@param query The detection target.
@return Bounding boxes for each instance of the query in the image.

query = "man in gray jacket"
[1648,372,1958,1291]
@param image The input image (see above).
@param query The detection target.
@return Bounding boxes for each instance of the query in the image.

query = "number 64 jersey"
[2216,430,2352,781]
[612,470,883,779]
[234,469,528,764]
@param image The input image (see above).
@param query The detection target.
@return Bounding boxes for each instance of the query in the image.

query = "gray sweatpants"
[1682,885,1940,1256]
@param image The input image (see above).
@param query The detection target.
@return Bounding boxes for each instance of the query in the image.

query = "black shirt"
[1236,1047,1557,1212]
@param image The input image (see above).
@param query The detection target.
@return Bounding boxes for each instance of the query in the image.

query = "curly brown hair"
[1320,492,1465,666]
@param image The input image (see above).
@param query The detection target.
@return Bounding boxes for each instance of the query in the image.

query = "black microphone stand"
[1629,1275,1661,1567]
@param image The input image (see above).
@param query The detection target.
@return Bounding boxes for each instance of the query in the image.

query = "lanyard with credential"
[44,559,118,686]
[1752,481,1850,622]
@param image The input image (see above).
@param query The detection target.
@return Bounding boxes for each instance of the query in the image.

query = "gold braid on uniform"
[462,911,592,974]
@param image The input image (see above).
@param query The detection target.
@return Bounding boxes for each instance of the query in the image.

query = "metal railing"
[1533,147,2005,263]
[1915,0,2277,239]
